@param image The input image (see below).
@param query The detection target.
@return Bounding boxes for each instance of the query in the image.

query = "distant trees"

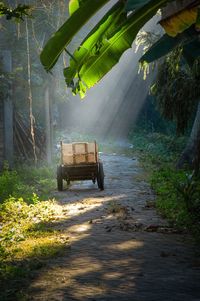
[0,1,69,162]
[0,3,31,21]
[39,0,200,171]
[152,50,200,171]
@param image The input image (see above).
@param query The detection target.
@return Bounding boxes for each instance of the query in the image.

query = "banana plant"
[64,1,127,93]
[40,0,174,97]
[40,0,111,71]
[140,27,200,65]
[140,0,200,66]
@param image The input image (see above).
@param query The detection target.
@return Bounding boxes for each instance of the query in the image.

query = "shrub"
[0,168,21,202]
[151,167,200,238]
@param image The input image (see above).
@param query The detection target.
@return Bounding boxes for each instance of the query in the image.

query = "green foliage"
[125,0,151,12]
[140,27,200,65]
[65,0,164,98]
[17,164,56,200]
[135,95,177,134]
[0,163,56,203]
[151,168,189,225]
[182,39,200,67]
[0,166,24,202]
[0,195,65,300]
[176,174,200,223]
[151,168,200,238]
[69,0,85,16]
[0,196,58,246]
[40,0,110,72]
[0,3,31,21]
[64,1,126,98]
[130,131,200,240]
[41,0,170,97]
[129,130,186,163]
[152,49,200,134]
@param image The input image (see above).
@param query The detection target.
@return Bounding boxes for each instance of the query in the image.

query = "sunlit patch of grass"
[0,196,65,267]
[0,196,63,247]
[0,236,69,301]
[0,233,70,282]
[0,195,69,300]
[8,235,69,260]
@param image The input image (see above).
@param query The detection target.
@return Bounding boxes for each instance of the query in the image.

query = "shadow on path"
[3,154,200,301]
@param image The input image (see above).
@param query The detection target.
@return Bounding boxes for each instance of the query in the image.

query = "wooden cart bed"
[57,141,104,191]
[61,141,98,165]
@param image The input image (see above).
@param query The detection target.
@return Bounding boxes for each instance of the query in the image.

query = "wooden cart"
[57,141,104,191]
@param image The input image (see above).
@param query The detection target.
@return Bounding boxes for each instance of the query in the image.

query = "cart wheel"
[97,162,104,190]
[57,166,63,191]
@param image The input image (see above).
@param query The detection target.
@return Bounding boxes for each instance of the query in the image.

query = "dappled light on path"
[108,240,144,251]
[27,153,200,301]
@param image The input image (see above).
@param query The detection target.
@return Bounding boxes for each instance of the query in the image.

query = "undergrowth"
[129,130,200,241]
[0,163,68,300]
[129,130,186,163]
[0,163,56,202]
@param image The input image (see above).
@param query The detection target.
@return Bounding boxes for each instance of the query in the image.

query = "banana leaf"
[64,1,126,86]
[69,0,79,16]
[140,27,198,64]
[125,0,151,12]
[69,0,86,16]
[160,5,198,37]
[68,0,170,97]
[40,0,110,71]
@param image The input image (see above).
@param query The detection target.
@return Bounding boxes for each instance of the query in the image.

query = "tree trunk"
[177,101,200,171]
[1,50,14,169]
[45,86,52,165]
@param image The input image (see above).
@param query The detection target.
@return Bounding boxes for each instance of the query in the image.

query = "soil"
[27,153,200,301]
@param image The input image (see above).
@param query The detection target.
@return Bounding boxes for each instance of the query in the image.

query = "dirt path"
[28,153,200,301]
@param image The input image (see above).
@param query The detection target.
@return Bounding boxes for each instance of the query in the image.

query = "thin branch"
[25,18,37,164]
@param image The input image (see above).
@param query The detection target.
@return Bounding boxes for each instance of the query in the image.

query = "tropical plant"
[150,44,200,170]
[151,49,200,134]
[40,0,173,98]
[40,0,200,98]
[32,0,200,171]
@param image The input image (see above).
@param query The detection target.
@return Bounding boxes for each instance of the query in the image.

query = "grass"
[0,129,199,298]
[0,195,69,300]
[0,161,70,300]
[0,162,56,203]
[129,130,200,241]
[129,130,187,163]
